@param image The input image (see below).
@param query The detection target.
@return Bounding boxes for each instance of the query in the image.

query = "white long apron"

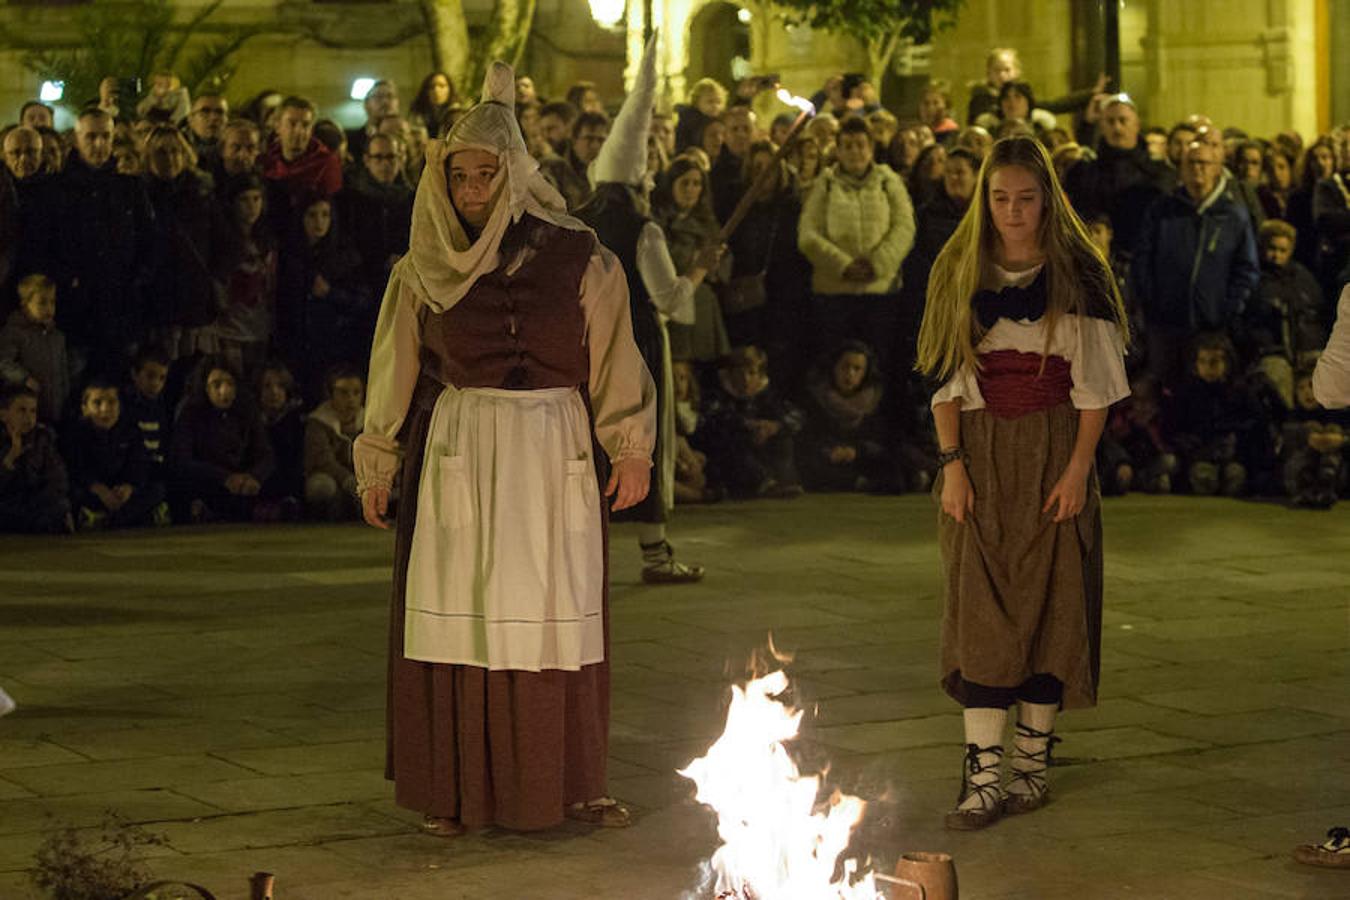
[404,385,604,671]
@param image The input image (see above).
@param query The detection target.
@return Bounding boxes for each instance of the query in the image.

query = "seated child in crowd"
[257,361,304,520]
[671,360,714,504]
[701,345,804,498]
[799,341,896,492]
[123,347,172,482]
[303,365,364,521]
[0,383,70,533]
[1242,219,1327,409]
[1281,366,1347,509]
[0,274,70,423]
[1164,332,1265,496]
[1096,374,1178,494]
[61,379,169,530]
[170,356,275,523]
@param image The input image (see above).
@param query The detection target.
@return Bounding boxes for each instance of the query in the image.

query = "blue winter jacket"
[1131,179,1260,331]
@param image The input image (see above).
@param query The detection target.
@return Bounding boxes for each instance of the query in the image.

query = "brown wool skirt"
[385,378,611,830]
[935,403,1103,710]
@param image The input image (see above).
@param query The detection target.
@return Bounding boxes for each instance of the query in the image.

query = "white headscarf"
[396,61,590,313]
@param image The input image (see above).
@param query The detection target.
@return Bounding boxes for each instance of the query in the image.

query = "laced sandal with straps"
[566,797,632,828]
[1004,722,1055,815]
[420,815,465,837]
[641,541,705,584]
[1294,826,1350,868]
[944,743,1004,831]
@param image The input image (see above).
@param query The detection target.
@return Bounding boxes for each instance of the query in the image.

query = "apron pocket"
[437,455,473,528]
[564,458,595,532]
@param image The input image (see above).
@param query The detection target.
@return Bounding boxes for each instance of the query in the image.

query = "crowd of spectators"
[1,46,1349,533]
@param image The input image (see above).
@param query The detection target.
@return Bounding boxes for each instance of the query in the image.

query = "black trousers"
[961,673,1063,709]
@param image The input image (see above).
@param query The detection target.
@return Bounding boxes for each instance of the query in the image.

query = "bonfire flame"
[678,669,881,900]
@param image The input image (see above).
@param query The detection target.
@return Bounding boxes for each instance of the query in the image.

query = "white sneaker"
[0,687,14,718]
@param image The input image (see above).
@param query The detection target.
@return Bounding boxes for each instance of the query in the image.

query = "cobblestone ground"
[2,494,1350,899]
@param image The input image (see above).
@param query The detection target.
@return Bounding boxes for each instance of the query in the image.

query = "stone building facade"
[0,0,1341,138]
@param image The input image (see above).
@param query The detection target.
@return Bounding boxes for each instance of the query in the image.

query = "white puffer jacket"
[798,162,916,296]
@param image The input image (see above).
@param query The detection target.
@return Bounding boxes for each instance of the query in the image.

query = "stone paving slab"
[2,495,1350,898]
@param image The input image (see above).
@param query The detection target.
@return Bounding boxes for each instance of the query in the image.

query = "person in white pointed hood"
[576,32,724,583]
[354,61,656,834]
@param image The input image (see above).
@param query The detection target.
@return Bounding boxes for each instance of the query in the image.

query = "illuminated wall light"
[39,81,64,102]
[588,0,625,29]
[350,77,376,101]
[737,7,752,23]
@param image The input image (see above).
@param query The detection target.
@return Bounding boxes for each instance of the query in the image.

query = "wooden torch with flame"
[716,87,817,243]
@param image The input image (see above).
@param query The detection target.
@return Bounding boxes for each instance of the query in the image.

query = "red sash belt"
[976,350,1071,419]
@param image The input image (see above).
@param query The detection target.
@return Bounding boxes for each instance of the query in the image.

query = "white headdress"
[397,61,589,313]
[591,32,659,187]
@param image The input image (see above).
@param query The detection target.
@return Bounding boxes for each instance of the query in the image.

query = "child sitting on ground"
[257,361,304,520]
[1096,374,1178,494]
[0,383,70,533]
[61,379,169,530]
[671,360,714,503]
[1164,332,1265,496]
[799,340,896,492]
[123,346,172,483]
[170,356,275,523]
[701,345,804,498]
[303,365,364,521]
[1281,366,1348,509]
[0,274,70,423]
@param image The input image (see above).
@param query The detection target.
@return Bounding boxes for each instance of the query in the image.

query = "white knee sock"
[958,707,1007,811]
[638,523,665,548]
[1007,701,1057,797]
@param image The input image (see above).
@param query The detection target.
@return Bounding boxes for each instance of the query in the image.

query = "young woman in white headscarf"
[354,62,656,834]
[576,34,721,583]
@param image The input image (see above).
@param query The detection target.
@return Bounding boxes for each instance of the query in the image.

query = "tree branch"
[419,0,472,90]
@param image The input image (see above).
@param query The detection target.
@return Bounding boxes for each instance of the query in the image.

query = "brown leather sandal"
[421,815,466,837]
[566,798,632,828]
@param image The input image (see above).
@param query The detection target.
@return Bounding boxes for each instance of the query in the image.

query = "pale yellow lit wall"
[1132,0,1319,137]
[0,0,1325,139]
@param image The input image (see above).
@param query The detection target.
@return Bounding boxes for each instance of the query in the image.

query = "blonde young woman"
[916,136,1129,831]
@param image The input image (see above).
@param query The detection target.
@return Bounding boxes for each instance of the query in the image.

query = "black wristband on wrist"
[936,447,968,468]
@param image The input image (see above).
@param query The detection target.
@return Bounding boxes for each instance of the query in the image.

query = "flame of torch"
[717,88,817,243]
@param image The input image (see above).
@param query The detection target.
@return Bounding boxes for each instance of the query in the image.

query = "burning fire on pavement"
[678,665,884,900]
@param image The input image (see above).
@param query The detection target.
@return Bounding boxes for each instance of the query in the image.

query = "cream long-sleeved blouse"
[353,244,657,494]
[637,220,697,325]
[1314,285,1350,410]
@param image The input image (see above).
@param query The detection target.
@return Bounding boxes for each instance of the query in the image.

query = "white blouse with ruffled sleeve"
[931,262,1129,412]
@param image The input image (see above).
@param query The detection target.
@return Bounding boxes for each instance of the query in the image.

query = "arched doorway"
[686,1,750,92]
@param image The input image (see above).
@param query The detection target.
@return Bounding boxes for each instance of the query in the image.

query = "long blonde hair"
[916,136,1128,380]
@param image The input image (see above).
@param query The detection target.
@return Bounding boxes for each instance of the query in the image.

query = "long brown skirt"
[935,403,1103,710]
[385,378,610,830]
